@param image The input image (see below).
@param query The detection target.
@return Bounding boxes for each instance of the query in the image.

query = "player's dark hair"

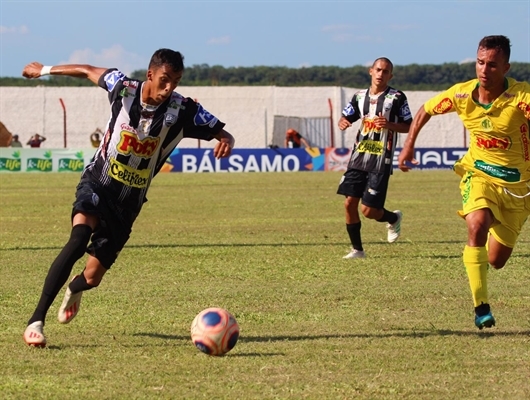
[149,49,185,72]
[372,57,394,72]
[478,35,511,62]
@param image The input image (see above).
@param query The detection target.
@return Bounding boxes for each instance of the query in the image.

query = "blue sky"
[1,0,529,77]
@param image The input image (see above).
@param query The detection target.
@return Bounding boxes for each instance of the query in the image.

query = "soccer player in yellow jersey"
[398,35,530,329]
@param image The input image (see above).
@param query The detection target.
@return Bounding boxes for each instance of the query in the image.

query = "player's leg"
[24,213,97,346]
[58,200,135,324]
[458,173,499,329]
[338,169,367,258]
[360,171,402,243]
[463,208,494,329]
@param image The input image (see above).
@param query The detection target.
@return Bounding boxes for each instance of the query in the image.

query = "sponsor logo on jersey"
[169,100,186,110]
[194,104,218,127]
[108,158,150,188]
[518,102,530,119]
[362,118,382,133]
[400,103,411,119]
[455,93,469,99]
[123,80,138,89]
[117,131,160,158]
[342,104,355,116]
[475,135,511,150]
[105,70,125,92]
[521,124,529,161]
[357,139,383,155]
[474,160,520,183]
[432,98,453,114]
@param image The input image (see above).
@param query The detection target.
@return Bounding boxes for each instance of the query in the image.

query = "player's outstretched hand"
[397,147,418,172]
[213,139,232,159]
[22,62,44,79]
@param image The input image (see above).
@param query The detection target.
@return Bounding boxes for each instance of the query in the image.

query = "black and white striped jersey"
[342,87,412,173]
[81,69,225,212]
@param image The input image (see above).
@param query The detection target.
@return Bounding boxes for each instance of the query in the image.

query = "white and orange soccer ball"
[190,307,240,356]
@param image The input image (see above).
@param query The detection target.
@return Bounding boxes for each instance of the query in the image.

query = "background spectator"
[27,134,46,148]
[90,128,102,147]
[285,128,310,148]
[10,134,23,147]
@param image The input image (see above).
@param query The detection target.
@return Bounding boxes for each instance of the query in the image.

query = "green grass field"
[1,171,529,399]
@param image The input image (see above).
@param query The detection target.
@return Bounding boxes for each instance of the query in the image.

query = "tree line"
[1,63,528,90]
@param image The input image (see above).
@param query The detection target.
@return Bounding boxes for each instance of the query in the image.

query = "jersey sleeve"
[424,84,459,116]
[179,98,226,141]
[341,95,362,123]
[98,68,127,104]
[395,91,413,124]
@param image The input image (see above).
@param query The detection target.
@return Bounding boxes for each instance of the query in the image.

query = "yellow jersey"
[424,78,530,187]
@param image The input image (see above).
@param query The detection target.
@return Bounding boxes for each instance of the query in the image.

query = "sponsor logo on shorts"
[474,160,520,183]
[518,102,530,119]
[357,139,383,155]
[367,188,379,196]
[117,131,160,158]
[476,136,511,150]
[108,158,150,188]
[432,98,453,114]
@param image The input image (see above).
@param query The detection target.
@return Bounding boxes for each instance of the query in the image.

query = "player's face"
[147,65,183,104]
[369,61,393,88]
[475,47,510,90]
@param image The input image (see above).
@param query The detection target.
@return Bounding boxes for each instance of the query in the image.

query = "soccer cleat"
[475,312,496,330]
[23,321,46,347]
[342,249,366,259]
[58,276,83,324]
[386,210,403,243]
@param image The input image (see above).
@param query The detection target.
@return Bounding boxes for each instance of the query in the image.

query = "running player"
[398,35,530,329]
[22,49,235,347]
[337,57,413,259]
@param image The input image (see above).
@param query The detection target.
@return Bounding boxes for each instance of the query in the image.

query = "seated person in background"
[27,134,46,148]
[285,128,310,148]
[10,134,23,147]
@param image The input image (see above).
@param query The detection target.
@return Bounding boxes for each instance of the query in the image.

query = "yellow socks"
[463,245,489,307]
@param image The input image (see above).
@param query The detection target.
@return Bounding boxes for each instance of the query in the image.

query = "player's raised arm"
[22,62,108,86]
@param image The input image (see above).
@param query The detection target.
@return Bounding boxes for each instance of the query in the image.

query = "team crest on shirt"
[165,113,177,127]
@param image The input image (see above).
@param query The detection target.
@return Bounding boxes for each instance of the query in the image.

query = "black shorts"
[336,168,391,209]
[72,179,138,269]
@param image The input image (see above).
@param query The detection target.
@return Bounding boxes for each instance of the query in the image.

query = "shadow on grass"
[133,330,530,342]
[0,240,492,252]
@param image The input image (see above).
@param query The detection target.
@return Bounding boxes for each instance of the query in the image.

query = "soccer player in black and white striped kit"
[21,49,235,347]
[337,57,413,259]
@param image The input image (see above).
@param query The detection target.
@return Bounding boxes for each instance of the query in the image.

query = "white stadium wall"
[0,86,467,149]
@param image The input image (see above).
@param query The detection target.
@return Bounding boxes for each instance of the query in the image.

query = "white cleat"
[343,249,366,259]
[24,321,46,348]
[58,281,83,324]
[387,210,403,243]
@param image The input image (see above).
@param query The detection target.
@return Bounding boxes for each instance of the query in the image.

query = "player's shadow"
[133,330,530,343]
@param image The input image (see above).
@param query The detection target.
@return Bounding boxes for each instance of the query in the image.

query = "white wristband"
[40,66,53,76]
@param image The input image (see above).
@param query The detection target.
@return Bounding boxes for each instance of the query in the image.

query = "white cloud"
[321,24,354,32]
[0,25,29,34]
[61,45,147,75]
[207,36,231,45]
[459,57,475,64]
